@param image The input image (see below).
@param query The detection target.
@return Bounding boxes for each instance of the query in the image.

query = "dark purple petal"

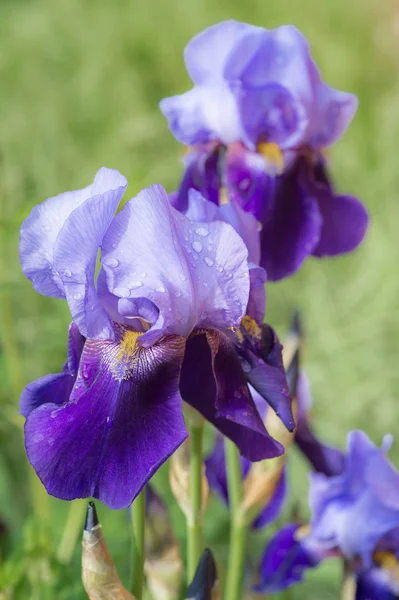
[20,322,84,418]
[260,161,322,281]
[295,423,346,477]
[356,569,398,600]
[247,265,267,323]
[181,331,283,461]
[252,465,287,529]
[307,83,358,148]
[184,20,261,85]
[237,322,294,431]
[185,548,218,600]
[102,184,249,345]
[224,143,276,223]
[25,330,188,509]
[19,168,127,300]
[255,524,319,593]
[205,436,250,505]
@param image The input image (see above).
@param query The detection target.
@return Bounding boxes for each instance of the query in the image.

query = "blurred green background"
[1,0,399,597]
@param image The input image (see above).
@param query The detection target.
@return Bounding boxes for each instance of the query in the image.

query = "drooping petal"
[24,329,188,509]
[181,331,283,461]
[184,20,261,85]
[53,172,127,340]
[254,524,319,593]
[304,160,368,257]
[236,321,294,432]
[102,184,249,346]
[356,569,398,600]
[260,160,322,281]
[307,83,358,147]
[19,168,127,299]
[20,322,84,418]
[252,466,287,529]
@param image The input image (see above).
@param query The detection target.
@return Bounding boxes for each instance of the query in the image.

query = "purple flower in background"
[160,20,368,280]
[256,431,399,596]
[20,168,290,509]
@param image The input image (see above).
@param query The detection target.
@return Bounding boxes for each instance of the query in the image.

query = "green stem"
[224,439,247,600]
[57,499,86,564]
[131,489,146,600]
[187,423,204,582]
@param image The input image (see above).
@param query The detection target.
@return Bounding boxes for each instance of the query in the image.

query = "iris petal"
[24,331,188,509]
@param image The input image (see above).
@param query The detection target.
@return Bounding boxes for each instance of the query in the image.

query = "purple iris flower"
[160,20,368,281]
[256,431,399,596]
[19,168,291,509]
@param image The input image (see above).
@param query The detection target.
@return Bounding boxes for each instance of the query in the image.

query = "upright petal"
[205,436,251,505]
[24,329,188,509]
[20,322,84,418]
[307,83,358,147]
[54,172,127,340]
[184,20,261,84]
[252,466,287,529]
[181,331,283,461]
[102,185,249,345]
[255,524,319,593]
[159,88,215,146]
[260,160,322,281]
[19,168,127,299]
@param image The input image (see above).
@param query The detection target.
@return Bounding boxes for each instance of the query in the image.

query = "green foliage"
[0,0,398,597]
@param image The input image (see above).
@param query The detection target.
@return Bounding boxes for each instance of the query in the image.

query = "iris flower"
[256,430,399,599]
[20,168,290,509]
[160,20,368,280]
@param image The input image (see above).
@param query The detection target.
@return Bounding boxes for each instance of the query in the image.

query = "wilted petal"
[20,322,84,418]
[19,168,127,300]
[307,83,358,147]
[25,330,188,509]
[102,184,249,345]
[255,524,319,592]
[252,466,287,529]
[181,331,282,461]
[260,161,322,280]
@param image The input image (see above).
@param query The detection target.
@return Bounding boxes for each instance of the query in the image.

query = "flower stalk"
[224,439,246,600]
[187,422,204,582]
[131,490,146,600]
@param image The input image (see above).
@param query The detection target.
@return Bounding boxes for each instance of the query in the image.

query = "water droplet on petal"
[105,258,119,268]
[73,292,82,300]
[175,291,181,297]
[155,286,165,293]
[203,257,214,267]
[129,281,143,290]
[192,240,203,253]
[33,433,44,443]
[113,287,130,297]
[180,274,187,282]
[63,269,72,278]
[43,225,51,233]
[140,272,147,278]
[196,226,209,237]
[82,363,92,381]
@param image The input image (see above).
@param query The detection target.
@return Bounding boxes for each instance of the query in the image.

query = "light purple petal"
[20,322,84,418]
[247,265,267,323]
[307,83,358,147]
[102,184,249,345]
[159,88,215,146]
[181,331,283,461]
[184,20,261,85]
[19,168,127,299]
[260,161,322,281]
[53,172,127,340]
[205,436,250,505]
[25,331,188,509]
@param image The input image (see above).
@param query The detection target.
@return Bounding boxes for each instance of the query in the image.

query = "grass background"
[1,0,399,597]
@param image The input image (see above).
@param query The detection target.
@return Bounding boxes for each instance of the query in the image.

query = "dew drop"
[129,281,143,290]
[140,272,147,278]
[63,269,72,278]
[155,286,165,293]
[112,243,117,249]
[203,256,214,267]
[196,226,209,237]
[33,433,44,443]
[202,281,208,287]
[105,258,119,268]
[175,291,181,297]
[180,274,187,282]
[73,292,82,300]
[43,225,51,232]
[82,363,92,381]
[192,240,203,253]
[113,287,130,297]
